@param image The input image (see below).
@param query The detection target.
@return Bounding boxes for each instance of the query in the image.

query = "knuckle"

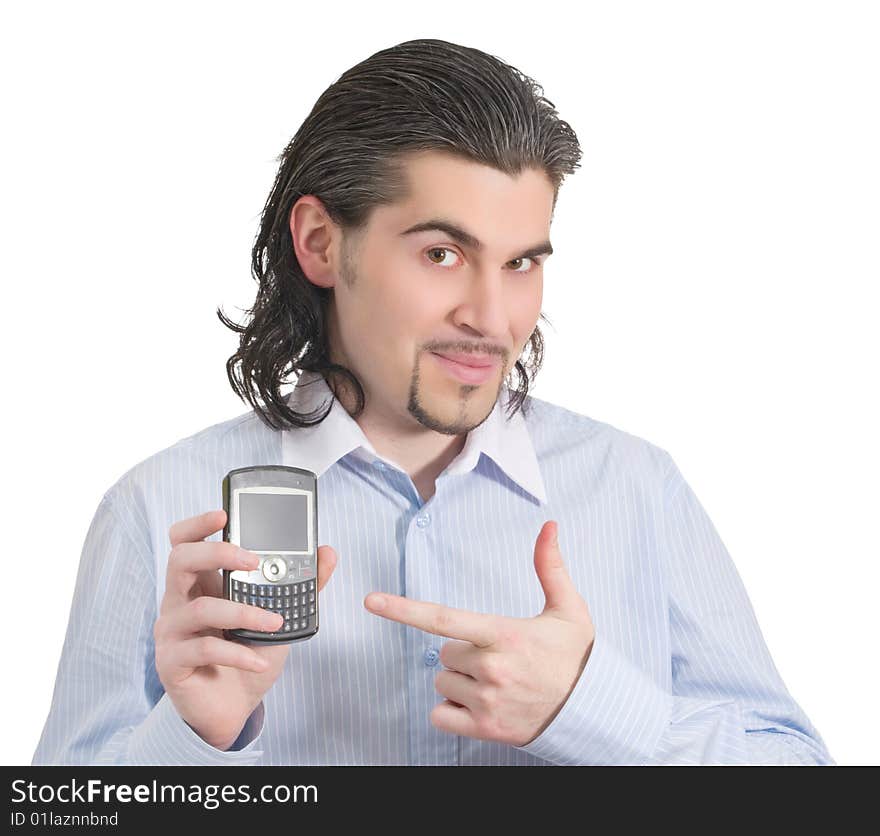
[475,685,496,712]
[193,636,212,664]
[154,656,167,685]
[167,543,192,579]
[190,596,212,620]
[479,654,503,684]
[432,608,453,634]
[166,545,179,574]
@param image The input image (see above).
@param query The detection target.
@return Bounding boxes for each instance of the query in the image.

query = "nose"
[451,271,511,339]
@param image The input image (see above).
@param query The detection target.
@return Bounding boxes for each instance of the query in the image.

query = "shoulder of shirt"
[99,394,679,515]
[99,407,271,511]
[522,392,677,484]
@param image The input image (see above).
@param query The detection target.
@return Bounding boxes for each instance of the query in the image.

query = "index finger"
[169,509,226,547]
[364,593,497,647]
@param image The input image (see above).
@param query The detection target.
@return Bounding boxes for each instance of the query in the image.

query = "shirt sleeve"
[31,490,267,765]
[516,455,835,765]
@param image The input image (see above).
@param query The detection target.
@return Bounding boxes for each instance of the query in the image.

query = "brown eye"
[509,256,538,273]
[426,247,459,267]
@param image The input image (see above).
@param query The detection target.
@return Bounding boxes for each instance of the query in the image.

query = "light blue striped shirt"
[33,370,834,765]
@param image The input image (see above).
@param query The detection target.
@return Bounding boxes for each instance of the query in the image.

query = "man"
[33,38,833,765]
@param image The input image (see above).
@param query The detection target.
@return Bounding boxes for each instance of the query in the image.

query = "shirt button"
[416,513,431,528]
[373,460,386,470]
[423,648,440,667]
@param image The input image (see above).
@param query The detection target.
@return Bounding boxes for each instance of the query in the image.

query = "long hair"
[217,38,582,431]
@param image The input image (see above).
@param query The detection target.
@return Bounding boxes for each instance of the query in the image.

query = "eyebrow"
[399,218,553,260]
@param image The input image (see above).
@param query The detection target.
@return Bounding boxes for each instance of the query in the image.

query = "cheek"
[377,261,448,323]
[369,254,424,311]
[511,282,543,334]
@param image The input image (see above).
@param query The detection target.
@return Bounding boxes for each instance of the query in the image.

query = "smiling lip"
[432,352,498,368]
[431,352,499,384]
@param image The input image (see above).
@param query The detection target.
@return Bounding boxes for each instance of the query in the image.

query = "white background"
[2,1,877,765]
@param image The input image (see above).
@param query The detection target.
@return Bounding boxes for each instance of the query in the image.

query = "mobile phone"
[221,465,319,644]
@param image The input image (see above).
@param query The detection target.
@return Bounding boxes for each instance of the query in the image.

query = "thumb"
[534,521,580,616]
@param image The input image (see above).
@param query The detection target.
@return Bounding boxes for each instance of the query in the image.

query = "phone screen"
[239,492,309,552]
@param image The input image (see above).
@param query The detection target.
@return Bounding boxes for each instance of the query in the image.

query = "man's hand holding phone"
[153,509,337,751]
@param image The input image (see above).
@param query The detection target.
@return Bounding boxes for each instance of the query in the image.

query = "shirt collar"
[280,370,547,504]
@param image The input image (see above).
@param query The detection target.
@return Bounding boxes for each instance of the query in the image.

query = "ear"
[289,195,341,289]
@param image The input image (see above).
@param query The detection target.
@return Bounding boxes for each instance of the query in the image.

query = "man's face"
[327,149,555,436]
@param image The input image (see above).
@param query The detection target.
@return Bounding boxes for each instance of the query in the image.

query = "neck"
[325,369,468,501]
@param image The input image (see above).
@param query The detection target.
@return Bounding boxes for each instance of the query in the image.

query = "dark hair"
[217,38,582,431]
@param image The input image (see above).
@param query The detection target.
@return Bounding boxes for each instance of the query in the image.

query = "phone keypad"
[231,579,317,633]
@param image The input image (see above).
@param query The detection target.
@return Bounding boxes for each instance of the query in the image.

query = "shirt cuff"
[127,693,266,765]
[229,701,266,751]
[515,630,672,765]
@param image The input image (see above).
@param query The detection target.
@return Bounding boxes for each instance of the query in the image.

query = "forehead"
[372,149,555,236]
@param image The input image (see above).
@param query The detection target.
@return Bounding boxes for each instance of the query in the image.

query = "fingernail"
[238,548,260,568]
[552,523,558,546]
[367,594,386,612]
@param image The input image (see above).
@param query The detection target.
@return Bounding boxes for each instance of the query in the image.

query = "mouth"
[430,352,500,385]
